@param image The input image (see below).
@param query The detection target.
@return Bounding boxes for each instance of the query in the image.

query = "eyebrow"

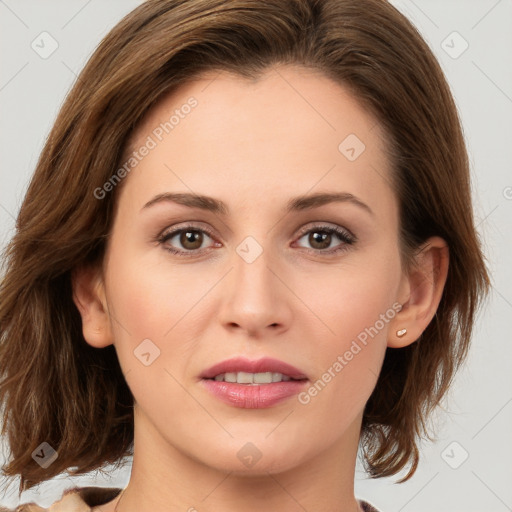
[141,191,374,216]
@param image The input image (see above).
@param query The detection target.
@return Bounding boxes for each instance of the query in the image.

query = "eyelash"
[156,223,356,258]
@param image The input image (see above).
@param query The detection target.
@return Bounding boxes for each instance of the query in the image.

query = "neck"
[116,405,363,512]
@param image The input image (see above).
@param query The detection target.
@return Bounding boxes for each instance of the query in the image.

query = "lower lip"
[201,379,308,408]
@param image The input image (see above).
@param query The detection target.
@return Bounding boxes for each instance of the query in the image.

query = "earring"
[396,328,407,338]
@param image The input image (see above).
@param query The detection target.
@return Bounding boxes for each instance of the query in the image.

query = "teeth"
[238,371,254,384]
[212,372,293,384]
[253,372,272,383]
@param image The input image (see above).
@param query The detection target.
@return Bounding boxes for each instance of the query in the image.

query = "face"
[93,65,407,475]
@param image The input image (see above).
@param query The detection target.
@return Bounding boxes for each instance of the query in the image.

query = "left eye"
[294,225,355,253]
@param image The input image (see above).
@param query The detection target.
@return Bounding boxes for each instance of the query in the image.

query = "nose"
[217,246,292,338]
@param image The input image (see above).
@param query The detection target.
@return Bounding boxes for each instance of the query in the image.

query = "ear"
[71,264,114,348]
[388,236,449,348]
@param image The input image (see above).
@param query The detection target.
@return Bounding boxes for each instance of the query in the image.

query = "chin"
[196,440,308,476]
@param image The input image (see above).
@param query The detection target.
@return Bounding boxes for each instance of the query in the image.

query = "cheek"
[104,252,205,416]
[295,252,401,407]
[299,254,401,346]
[105,244,212,343]
[103,245,222,402]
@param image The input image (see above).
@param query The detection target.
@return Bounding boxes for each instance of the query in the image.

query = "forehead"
[130,65,385,150]
[119,65,394,218]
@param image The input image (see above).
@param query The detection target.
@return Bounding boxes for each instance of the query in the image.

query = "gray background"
[0,1,511,510]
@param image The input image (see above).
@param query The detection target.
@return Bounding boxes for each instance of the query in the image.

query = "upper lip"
[200,357,308,380]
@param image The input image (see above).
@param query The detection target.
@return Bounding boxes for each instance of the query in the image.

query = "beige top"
[0,487,122,512]
[0,486,381,511]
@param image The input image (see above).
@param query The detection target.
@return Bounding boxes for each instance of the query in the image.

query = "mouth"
[199,357,309,408]
[207,371,303,385]
[200,356,308,382]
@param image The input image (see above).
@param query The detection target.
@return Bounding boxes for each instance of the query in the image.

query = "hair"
[0,0,489,495]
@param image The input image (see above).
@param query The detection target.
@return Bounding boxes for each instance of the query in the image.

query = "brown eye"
[295,225,356,254]
[308,231,332,250]
[158,224,218,256]
[178,230,204,250]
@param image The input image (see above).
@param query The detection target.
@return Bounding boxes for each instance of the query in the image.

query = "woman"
[0,0,489,511]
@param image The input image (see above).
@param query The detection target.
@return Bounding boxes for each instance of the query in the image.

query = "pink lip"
[199,357,309,409]
[199,357,308,380]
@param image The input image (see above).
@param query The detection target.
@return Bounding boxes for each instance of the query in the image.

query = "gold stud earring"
[396,328,407,338]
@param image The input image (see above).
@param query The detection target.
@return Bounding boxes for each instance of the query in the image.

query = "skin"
[73,65,448,512]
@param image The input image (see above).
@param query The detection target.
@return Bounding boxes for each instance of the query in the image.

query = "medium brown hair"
[0,0,489,494]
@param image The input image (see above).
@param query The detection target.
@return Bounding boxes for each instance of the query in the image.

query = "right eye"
[157,224,221,257]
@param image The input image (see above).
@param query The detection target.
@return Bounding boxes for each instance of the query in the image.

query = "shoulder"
[0,486,123,512]
[3,489,375,512]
